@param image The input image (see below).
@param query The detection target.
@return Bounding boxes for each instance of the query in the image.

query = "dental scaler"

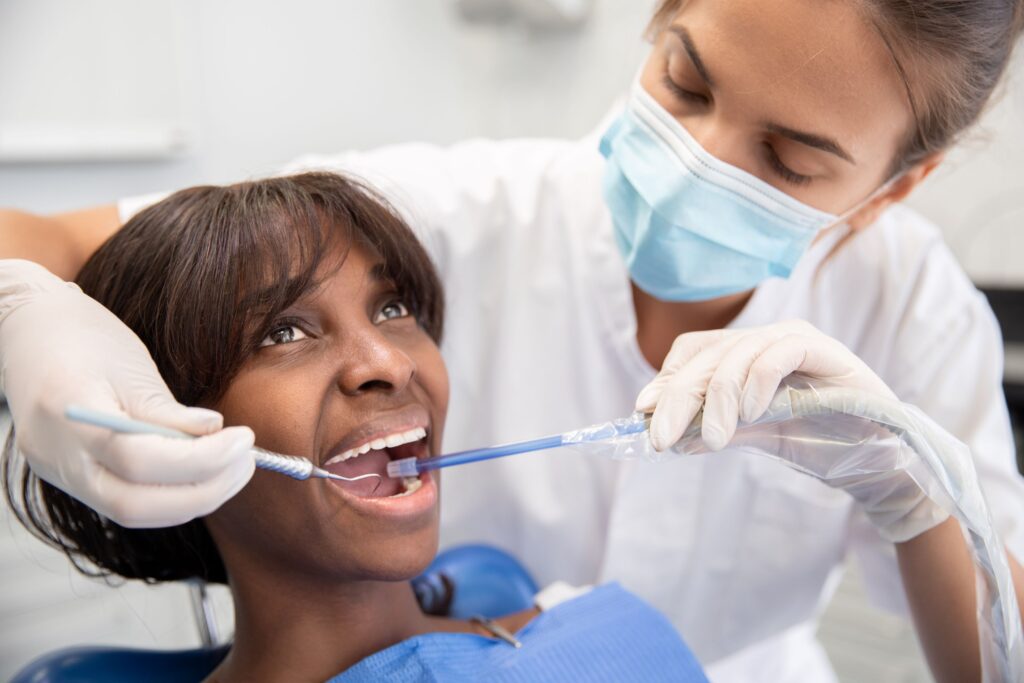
[64,405,383,490]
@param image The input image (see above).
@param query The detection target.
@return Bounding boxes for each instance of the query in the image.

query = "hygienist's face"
[641,0,923,227]
[204,243,449,583]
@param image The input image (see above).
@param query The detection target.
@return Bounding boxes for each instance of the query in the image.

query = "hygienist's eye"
[763,143,813,186]
[259,323,308,347]
[374,299,411,323]
[662,73,709,107]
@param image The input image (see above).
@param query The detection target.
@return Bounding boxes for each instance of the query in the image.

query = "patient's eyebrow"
[668,25,714,88]
[242,263,393,313]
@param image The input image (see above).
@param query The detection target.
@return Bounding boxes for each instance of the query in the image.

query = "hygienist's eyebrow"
[764,123,856,164]
[668,26,714,88]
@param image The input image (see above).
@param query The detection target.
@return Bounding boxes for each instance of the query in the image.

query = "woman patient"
[3,173,705,682]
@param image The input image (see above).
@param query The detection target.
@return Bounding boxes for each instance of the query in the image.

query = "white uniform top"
[120,133,1024,683]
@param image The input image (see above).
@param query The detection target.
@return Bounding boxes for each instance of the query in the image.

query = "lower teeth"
[389,476,422,498]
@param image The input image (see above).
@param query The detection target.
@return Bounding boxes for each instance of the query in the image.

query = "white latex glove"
[0,260,255,528]
[635,320,948,542]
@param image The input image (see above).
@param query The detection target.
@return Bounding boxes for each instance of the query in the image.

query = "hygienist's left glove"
[635,320,949,542]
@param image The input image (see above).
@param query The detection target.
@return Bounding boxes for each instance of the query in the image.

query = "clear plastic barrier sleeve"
[561,375,1024,682]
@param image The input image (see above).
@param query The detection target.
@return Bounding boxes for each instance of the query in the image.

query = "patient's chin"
[203,461,441,587]
[346,526,440,583]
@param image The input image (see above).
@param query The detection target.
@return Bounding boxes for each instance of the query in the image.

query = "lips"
[319,405,431,499]
[323,440,428,497]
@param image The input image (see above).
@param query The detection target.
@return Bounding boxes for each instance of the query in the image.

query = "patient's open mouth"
[321,425,429,499]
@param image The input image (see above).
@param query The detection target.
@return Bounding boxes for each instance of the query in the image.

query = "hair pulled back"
[648,0,1024,175]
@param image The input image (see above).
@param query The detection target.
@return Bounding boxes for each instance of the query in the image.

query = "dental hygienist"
[3,1,1024,680]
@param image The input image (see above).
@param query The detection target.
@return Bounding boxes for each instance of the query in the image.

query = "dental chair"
[11,543,538,683]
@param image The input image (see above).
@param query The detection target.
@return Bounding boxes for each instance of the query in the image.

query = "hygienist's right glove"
[0,259,255,528]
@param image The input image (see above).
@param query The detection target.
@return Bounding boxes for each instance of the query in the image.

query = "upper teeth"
[324,427,426,466]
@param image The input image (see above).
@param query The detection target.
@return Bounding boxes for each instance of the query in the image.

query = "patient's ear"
[847,153,944,232]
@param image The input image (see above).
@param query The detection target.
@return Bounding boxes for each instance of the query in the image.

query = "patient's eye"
[259,323,308,347]
[374,299,411,323]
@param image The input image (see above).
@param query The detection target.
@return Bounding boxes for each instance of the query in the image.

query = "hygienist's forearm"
[896,517,980,683]
[0,205,120,280]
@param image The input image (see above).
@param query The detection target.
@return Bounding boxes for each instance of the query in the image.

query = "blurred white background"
[1,0,1022,679]
[1,0,1021,285]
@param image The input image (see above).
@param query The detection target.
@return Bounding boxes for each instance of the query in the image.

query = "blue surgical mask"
[599,82,841,302]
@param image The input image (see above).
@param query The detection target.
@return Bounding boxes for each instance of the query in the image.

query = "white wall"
[0,0,651,210]
[1,0,1022,678]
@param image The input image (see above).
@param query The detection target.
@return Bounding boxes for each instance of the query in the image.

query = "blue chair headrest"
[413,543,539,619]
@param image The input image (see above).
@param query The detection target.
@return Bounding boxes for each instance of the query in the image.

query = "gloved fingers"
[635,374,677,413]
[661,328,734,374]
[701,331,794,451]
[648,343,736,451]
[635,321,813,412]
[87,454,256,528]
[635,376,671,413]
[738,333,843,422]
[635,329,735,411]
[90,426,255,486]
[636,330,752,413]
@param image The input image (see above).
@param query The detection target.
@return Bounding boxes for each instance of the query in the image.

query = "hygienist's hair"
[2,172,445,583]
[647,0,1024,176]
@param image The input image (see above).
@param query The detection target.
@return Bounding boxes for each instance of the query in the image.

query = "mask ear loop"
[829,173,904,230]
[814,174,904,267]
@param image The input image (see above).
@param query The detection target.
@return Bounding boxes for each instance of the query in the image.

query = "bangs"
[76,172,444,409]
[228,190,351,359]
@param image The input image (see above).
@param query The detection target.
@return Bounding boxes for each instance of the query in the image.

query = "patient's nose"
[336,329,415,396]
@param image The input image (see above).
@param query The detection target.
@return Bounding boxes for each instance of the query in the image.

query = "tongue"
[324,450,403,498]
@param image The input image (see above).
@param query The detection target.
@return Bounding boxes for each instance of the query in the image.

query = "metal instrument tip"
[316,469,383,495]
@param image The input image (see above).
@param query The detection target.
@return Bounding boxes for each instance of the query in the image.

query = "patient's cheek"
[204,375,322,542]
[204,468,313,565]
[417,342,449,418]
[214,369,317,458]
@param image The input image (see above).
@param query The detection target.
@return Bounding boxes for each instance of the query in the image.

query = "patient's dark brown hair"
[2,172,444,584]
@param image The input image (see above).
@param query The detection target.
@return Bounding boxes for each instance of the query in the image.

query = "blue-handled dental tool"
[64,405,382,491]
[386,412,652,479]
